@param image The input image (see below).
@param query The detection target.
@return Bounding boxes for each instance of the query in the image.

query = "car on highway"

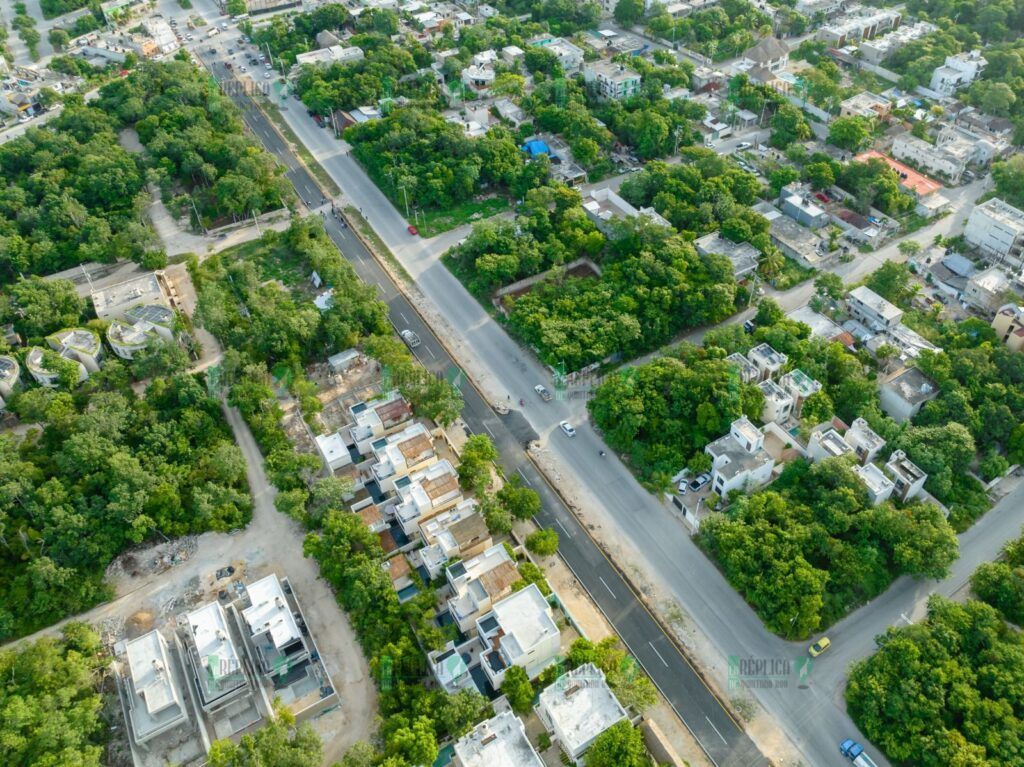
[840,739,879,767]
[400,329,421,348]
[407,224,419,235]
[686,472,712,493]
[559,420,576,438]
[808,636,831,657]
[534,384,552,401]
[736,141,752,150]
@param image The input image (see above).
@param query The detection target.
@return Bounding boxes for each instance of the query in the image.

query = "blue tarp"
[522,139,551,156]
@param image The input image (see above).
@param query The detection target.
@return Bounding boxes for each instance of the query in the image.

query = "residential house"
[501,45,525,65]
[885,449,927,501]
[929,253,976,298]
[382,554,415,598]
[535,664,628,764]
[240,574,311,678]
[453,711,544,767]
[394,459,463,535]
[759,379,794,424]
[839,91,892,120]
[121,631,190,747]
[419,501,491,579]
[780,186,829,229]
[879,367,938,422]
[779,369,821,416]
[726,352,760,384]
[741,37,790,73]
[748,343,788,381]
[92,272,171,321]
[0,355,20,411]
[694,232,760,279]
[476,584,561,687]
[584,60,642,100]
[428,640,477,694]
[930,50,986,97]
[855,463,894,504]
[355,503,388,534]
[892,132,967,183]
[845,417,886,464]
[757,203,829,268]
[25,347,88,388]
[369,422,437,493]
[857,21,936,65]
[787,306,856,348]
[350,391,414,455]
[964,266,1013,315]
[530,37,584,74]
[992,304,1024,352]
[315,431,354,473]
[446,543,520,632]
[47,328,103,372]
[817,8,902,47]
[847,286,903,332]
[461,63,496,94]
[807,427,854,463]
[965,198,1024,265]
[107,304,175,360]
[705,417,776,496]
[181,601,250,713]
[581,187,671,233]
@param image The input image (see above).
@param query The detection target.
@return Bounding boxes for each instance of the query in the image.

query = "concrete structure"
[741,37,789,73]
[856,463,894,505]
[240,574,310,678]
[879,367,938,422]
[930,50,986,97]
[694,233,760,279]
[47,328,103,372]
[92,272,170,320]
[294,45,363,68]
[447,543,519,632]
[780,187,829,229]
[477,583,561,687]
[818,8,902,47]
[856,21,936,65]
[419,500,491,579]
[0,355,20,409]
[964,266,1013,315]
[535,663,628,763]
[107,304,175,360]
[847,286,903,332]
[759,204,829,268]
[845,417,886,465]
[584,60,642,100]
[428,639,477,694]
[315,431,354,472]
[992,304,1024,352]
[581,187,671,233]
[370,422,437,493]
[382,554,414,596]
[726,352,760,384]
[759,379,794,424]
[839,91,892,120]
[808,427,854,463]
[394,459,462,535]
[350,391,414,455]
[461,63,496,94]
[885,449,927,501]
[706,417,776,496]
[453,711,544,767]
[964,198,1024,265]
[892,133,966,183]
[181,601,249,712]
[748,343,788,381]
[25,346,88,388]
[779,369,821,416]
[529,37,584,73]
[122,631,189,746]
[787,306,853,346]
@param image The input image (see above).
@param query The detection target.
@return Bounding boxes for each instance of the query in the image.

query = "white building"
[748,343,788,381]
[349,391,414,455]
[294,45,364,68]
[847,286,903,332]
[857,21,936,65]
[964,198,1024,265]
[705,417,776,496]
[315,431,354,472]
[419,500,491,579]
[461,63,496,93]
[25,347,88,388]
[964,266,1013,315]
[726,352,760,384]
[759,379,794,423]
[740,37,790,73]
[370,422,437,493]
[930,50,986,97]
[453,711,544,767]
[779,369,821,416]
[530,37,584,73]
[143,17,179,54]
[891,133,966,183]
[106,304,175,360]
[447,542,520,632]
[0,355,20,410]
[694,233,760,279]
[885,449,927,501]
[92,272,171,321]
[581,187,670,232]
[817,8,902,47]
[47,328,103,372]
[845,417,886,465]
[856,463,894,505]
[839,91,892,119]
[394,459,463,535]
[121,631,189,746]
[240,574,310,677]
[584,60,642,100]
[535,664,628,764]
[807,427,854,463]
[879,367,938,423]
[181,601,249,712]
[477,583,561,687]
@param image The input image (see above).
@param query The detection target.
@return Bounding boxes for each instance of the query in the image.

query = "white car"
[559,421,576,438]
[240,65,247,72]
[263,72,271,79]
[534,384,552,402]
[737,141,752,150]
[265,62,272,69]
[400,329,421,348]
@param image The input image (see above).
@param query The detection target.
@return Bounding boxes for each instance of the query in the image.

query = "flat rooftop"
[124,631,186,740]
[537,663,627,757]
[92,272,167,320]
[884,367,938,405]
[489,583,558,658]
[749,343,788,369]
[242,574,301,649]
[848,285,902,322]
[856,463,894,496]
[813,428,853,458]
[454,711,544,767]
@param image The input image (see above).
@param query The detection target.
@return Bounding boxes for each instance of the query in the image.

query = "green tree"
[813,272,844,300]
[500,665,535,714]
[769,103,811,149]
[47,27,70,50]
[801,389,834,423]
[804,161,836,190]
[827,116,872,152]
[458,434,498,494]
[497,477,542,520]
[525,528,559,556]
[208,706,322,766]
[9,277,85,338]
[585,721,652,767]
[614,0,645,26]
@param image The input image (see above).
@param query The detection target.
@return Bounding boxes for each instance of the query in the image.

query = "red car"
[815,192,830,203]
[407,225,419,236]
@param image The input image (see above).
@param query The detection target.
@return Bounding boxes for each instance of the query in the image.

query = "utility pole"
[252,209,261,236]
[399,184,410,218]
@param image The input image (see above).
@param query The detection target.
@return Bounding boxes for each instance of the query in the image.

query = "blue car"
[840,739,879,767]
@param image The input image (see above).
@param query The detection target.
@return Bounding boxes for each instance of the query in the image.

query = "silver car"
[400,329,421,348]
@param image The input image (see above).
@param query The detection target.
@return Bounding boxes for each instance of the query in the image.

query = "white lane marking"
[482,422,496,438]
[705,716,728,745]
[424,345,436,359]
[598,576,617,599]
[516,468,532,486]
[398,311,410,324]
[554,518,572,538]
[649,641,669,668]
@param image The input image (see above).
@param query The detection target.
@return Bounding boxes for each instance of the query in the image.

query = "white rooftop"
[126,630,180,717]
[242,574,301,649]
[315,431,350,465]
[849,285,902,322]
[537,663,627,758]
[856,462,895,496]
[490,583,559,659]
[92,272,167,320]
[454,711,544,767]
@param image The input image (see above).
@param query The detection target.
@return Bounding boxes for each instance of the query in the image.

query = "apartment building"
[447,543,520,632]
[369,422,437,493]
[818,8,901,47]
[726,352,760,384]
[536,664,628,764]
[855,463,895,505]
[476,584,561,687]
[120,631,190,747]
[349,391,414,455]
[847,286,903,332]
[584,60,642,100]
[891,133,967,183]
[879,367,938,422]
[885,449,927,501]
[964,266,1013,315]
[454,712,544,767]
[930,50,986,96]
[419,501,491,579]
[759,379,794,423]
[529,36,584,73]
[965,198,1024,264]
[748,343,788,381]
[808,427,855,463]
[779,369,821,417]
[47,328,103,372]
[240,574,311,678]
[705,417,776,495]
[181,602,251,713]
[394,459,463,535]
[845,417,886,465]
[107,304,176,360]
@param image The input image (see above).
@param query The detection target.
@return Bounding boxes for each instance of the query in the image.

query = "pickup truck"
[840,739,880,767]
[207,27,220,37]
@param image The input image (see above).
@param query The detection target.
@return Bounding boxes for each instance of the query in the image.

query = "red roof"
[855,151,942,198]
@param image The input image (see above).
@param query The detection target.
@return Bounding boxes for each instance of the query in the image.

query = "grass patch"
[415,196,509,238]
[344,206,412,284]
[218,233,306,285]
[257,97,341,197]
[771,256,815,290]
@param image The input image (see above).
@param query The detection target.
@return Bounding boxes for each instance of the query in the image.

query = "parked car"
[400,329,421,348]
[534,384,552,401]
[808,637,831,657]
[743,320,756,334]
[736,141,752,150]
[687,472,712,493]
[407,224,419,235]
[815,192,829,203]
[559,420,576,438]
[263,72,271,79]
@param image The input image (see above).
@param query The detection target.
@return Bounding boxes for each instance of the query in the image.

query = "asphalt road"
[196,45,768,767]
